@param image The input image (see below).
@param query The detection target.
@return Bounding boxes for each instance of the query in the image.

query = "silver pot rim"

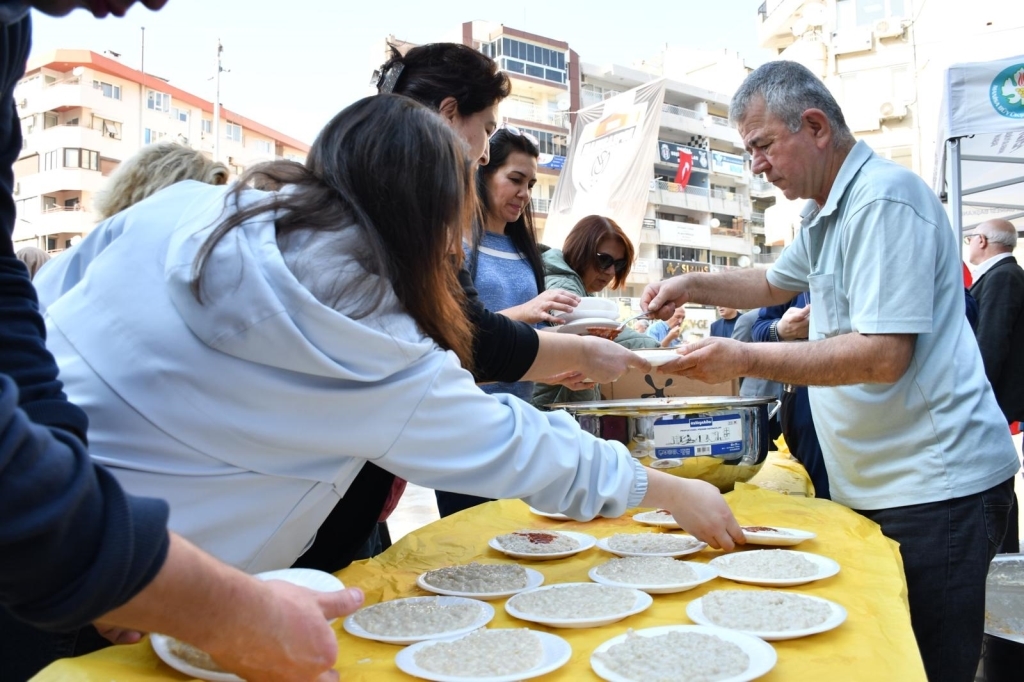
[549,396,777,416]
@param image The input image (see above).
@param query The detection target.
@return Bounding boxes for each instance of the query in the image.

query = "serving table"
[35,479,926,681]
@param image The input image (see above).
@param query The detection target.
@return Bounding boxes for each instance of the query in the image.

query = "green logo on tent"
[990,63,1024,119]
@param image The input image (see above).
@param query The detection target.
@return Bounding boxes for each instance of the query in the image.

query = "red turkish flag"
[674,148,693,187]
[962,262,973,287]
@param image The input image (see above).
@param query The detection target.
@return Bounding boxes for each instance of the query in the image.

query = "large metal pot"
[549,396,779,492]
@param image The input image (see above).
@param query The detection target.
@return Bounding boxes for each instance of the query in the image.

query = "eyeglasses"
[963,232,987,245]
[491,123,540,148]
[595,252,628,274]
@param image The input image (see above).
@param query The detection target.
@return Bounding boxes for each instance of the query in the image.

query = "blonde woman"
[94,142,228,221]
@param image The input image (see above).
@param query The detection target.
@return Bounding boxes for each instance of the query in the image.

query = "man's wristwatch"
[769,320,780,343]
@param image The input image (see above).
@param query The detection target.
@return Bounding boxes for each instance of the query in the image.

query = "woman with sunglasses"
[533,215,660,408]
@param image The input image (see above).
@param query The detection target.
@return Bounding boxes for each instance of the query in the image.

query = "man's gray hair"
[977,220,1019,249]
[730,61,855,148]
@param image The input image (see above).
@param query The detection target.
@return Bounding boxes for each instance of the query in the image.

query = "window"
[43,150,58,171]
[170,107,188,123]
[63,148,99,170]
[91,115,121,140]
[20,115,35,136]
[658,245,702,262]
[252,139,273,155]
[144,128,166,145]
[284,153,304,162]
[43,113,58,129]
[201,119,212,134]
[147,90,171,112]
[225,122,242,142]
[836,0,906,30]
[494,38,567,85]
[581,83,622,108]
[92,80,121,100]
[516,126,567,157]
[43,196,57,211]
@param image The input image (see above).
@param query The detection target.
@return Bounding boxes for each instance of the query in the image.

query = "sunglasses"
[491,123,540,148]
[595,252,628,274]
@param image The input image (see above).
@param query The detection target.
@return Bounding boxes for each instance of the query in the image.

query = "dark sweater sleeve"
[0,374,170,630]
[460,267,539,383]
[1,14,89,442]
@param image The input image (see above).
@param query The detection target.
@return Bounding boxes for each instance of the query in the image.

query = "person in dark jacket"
[709,306,739,339]
[1,4,361,680]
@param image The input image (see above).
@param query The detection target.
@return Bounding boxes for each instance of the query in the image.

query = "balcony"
[649,180,714,213]
[749,176,774,196]
[19,167,107,196]
[502,104,565,128]
[22,123,122,162]
[19,206,92,239]
[753,251,781,265]
[660,104,742,147]
[531,198,550,214]
[710,231,752,256]
[709,188,743,217]
[26,77,116,118]
[757,0,811,50]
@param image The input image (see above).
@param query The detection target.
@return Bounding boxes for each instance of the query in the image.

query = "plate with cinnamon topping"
[490,530,596,560]
[741,526,816,547]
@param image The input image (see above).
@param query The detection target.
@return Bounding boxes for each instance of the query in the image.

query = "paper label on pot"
[652,413,744,458]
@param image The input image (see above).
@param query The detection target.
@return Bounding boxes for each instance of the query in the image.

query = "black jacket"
[970,256,1024,423]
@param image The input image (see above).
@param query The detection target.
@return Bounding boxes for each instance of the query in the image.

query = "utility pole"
[138,26,145,147]
[213,39,223,163]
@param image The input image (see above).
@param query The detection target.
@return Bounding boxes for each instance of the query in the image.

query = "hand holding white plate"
[151,568,345,681]
[630,348,682,367]
[632,509,681,529]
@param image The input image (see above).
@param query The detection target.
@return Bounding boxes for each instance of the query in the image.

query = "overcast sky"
[28,0,773,144]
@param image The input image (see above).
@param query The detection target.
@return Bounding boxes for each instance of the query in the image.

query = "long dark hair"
[379,43,511,116]
[563,215,635,290]
[470,128,544,292]
[190,94,475,366]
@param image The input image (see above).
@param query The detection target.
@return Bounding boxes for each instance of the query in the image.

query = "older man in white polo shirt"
[641,61,1019,682]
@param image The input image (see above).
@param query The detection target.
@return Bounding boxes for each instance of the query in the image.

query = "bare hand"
[661,325,683,348]
[640,278,690,319]
[502,289,581,325]
[538,370,595,391]
[667,478,745,550]
[205,583,364,682]
[94,623,144,645]
[777,304,810,341]
[660,337,750,384]
[572,336,651,384]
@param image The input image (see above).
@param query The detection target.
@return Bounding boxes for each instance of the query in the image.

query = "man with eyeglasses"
[641,61,1019,682]
[965,219,1024,552]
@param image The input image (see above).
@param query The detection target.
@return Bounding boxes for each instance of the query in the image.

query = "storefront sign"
[661,259,711,278]
[711,150,745,177]
[656,140,709,171]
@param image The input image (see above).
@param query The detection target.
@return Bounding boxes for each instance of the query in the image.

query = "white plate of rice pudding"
[687,589,847,641]
[489,529,596,560]
[151,568,345,681]
[588,556,719,594]
[527,506,573,521]
[395,628,572,682]
[709,549,840,586]
[741,525,817,547]
[505,582,652,628]
[632,509,682,529]
[343,596,495,645]
[417,562,544,600]
[590,624,777,682]
[597,532,707,558]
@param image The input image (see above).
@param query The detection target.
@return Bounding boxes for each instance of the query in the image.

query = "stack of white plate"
[553,297,619,324]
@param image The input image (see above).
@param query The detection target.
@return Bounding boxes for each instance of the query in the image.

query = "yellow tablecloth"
[36,487,925,681]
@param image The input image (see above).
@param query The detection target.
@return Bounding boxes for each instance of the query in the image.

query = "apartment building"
[12,49,309,253]
[386,22,576,238]
[755,0,1024,244]
[579,56,775,297]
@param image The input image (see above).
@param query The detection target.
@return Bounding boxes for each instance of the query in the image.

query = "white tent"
[934,54,1024,239]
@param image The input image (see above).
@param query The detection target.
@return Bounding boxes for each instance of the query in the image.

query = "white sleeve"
[377,351,648,520]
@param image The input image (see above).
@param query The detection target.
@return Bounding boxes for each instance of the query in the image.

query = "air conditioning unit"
[17,98,27,109]
[873,18,904,39]
[879,101,908,121]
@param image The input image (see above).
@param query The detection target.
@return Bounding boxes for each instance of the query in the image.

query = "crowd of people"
[1,3,1021,682]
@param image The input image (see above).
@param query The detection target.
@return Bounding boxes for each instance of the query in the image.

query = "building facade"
[755,0,1024,245]
[385,25,771,299]
[12,49,309,253]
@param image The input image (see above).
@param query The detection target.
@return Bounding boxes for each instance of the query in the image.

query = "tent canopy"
[935,54,1024,235]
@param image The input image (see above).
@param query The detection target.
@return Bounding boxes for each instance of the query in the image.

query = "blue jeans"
[856,477,1015,682]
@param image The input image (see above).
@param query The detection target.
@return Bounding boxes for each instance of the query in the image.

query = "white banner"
[543,79,667,249]
[658,221,711,248]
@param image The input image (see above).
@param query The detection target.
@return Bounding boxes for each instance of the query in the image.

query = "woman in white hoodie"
[36,94,742,573]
